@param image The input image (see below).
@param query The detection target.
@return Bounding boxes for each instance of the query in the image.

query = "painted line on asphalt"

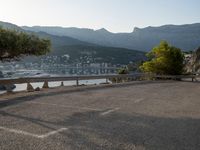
[0,126,68,139]
[100,108,120,116]
[29,101,102,111]
[38,128,68,138]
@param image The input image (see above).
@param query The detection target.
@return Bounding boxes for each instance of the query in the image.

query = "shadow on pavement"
[59,111,200,150]
[0,80,178,109]
[0,108,200,150]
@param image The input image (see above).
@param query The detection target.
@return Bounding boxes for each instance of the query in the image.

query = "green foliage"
[117,67,129,74]
[140,41,184,75]
[117,63,138,75]
[0,28,51,61]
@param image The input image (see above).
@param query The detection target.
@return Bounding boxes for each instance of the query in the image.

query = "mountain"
[50,45,144,65]
[22,26,115,46]
[34,31,94,48]
[22,23,200,51]
[0,21,93,47]
[0,21,145,65]
[0,21,23,31]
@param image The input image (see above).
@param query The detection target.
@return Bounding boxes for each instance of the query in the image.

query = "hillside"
[0,21,145,65]
[22,23,200,51]
[0,21,93,47]
[0,21,23,31]
[49,45,145,65]
[34,31,94,47]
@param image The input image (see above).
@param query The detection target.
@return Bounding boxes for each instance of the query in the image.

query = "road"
[0,81,200,150]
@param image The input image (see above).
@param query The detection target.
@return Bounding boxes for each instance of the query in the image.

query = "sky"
[0,0,200,33]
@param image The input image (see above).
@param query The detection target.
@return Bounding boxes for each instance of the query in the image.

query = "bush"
[117,67,129,74]
[140,41,184,75]
[0,28,51,61]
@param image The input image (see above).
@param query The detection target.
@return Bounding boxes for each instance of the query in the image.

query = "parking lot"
[0,81,200,150]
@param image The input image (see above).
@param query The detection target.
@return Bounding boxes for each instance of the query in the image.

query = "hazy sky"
[0,0,199,32]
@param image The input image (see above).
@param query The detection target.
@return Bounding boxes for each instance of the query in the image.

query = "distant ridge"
[22,23,200,51]
[0,21,145,65]
[0,21,23,31]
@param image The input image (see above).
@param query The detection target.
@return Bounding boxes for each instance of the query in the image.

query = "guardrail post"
[2,74,199,94]
[43,81,49,88]
[76,78,79,86]
[5,84,14,93]
[27,83,34,92]
[61,81,64,86]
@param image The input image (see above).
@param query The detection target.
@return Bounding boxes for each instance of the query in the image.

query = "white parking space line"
[29,101,102,111]
[0,126,68,139]
[100,108,120,116]
[38,128,68,138]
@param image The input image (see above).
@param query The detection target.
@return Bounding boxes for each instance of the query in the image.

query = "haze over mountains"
[22,23,200,51]
[1,20,200,66]
[1,20,200,52]
[0,21,145,65]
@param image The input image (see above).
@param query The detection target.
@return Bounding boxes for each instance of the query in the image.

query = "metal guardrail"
[0,74,145,85]
[0,74,198,92]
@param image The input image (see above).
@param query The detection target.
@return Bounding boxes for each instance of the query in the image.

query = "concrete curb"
[0,80,176,100]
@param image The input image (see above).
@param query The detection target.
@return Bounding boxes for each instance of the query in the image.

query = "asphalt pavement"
[0,81,200,150]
